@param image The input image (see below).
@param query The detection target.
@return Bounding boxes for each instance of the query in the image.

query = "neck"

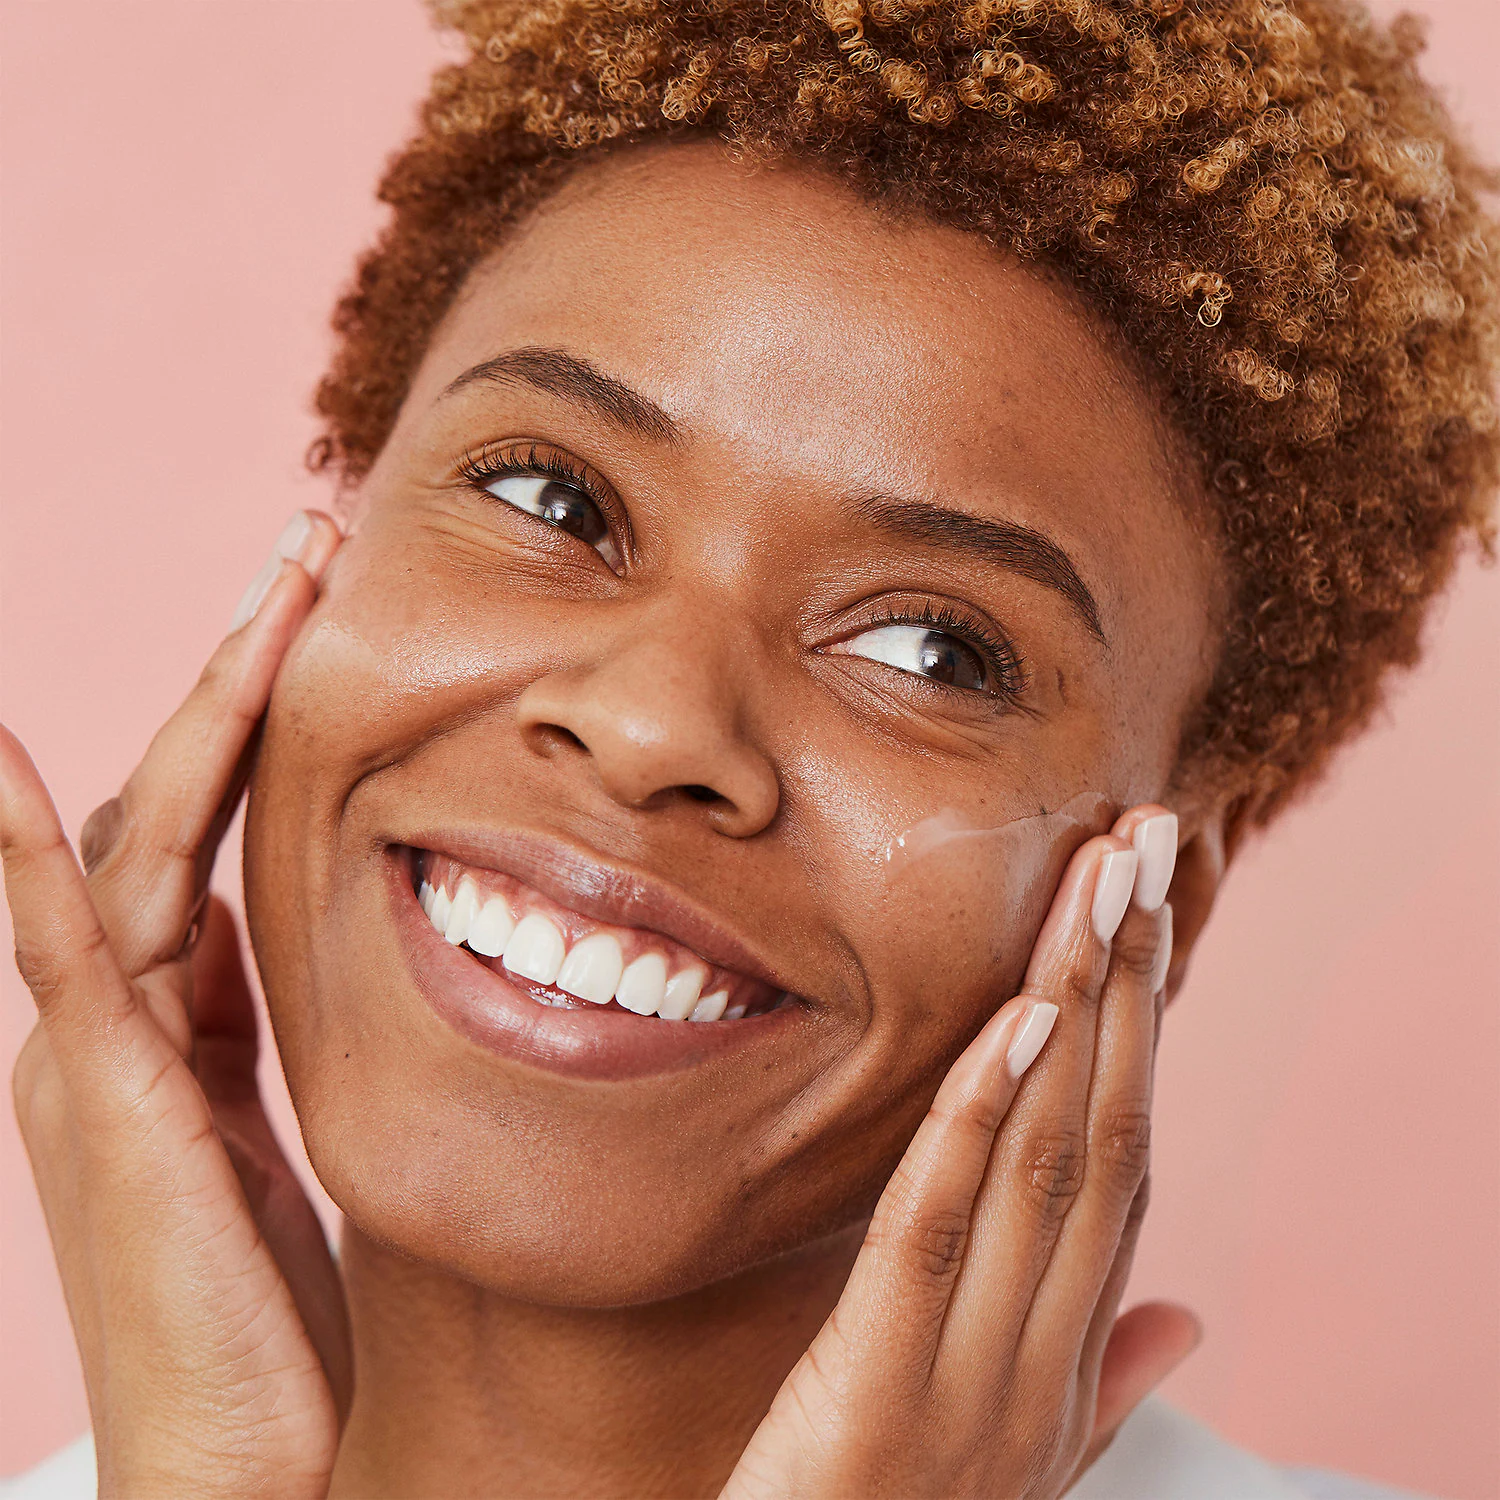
[328,1220,865,1499]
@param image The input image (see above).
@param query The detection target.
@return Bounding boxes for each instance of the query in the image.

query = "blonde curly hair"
[312,0,1498,822]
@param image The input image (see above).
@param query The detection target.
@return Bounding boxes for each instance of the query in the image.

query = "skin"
[4,143,1233,1497]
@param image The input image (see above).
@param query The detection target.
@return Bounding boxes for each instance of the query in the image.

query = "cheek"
[785,727,1106,1019]
[791,760,1107,1115]
[863,814,1081,1034]
[242,536,550,1159]
[254,524,588,838]
[270,541,530,753]
[736,810,1092,1251]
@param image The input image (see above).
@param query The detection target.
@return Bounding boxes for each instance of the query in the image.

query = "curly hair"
[311,0,1498,823]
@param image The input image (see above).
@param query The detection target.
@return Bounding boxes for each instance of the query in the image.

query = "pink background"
[1,2,1496,1493]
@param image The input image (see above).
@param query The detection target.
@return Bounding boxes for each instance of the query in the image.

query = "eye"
[485,474,622,570]
[833,623,993,692]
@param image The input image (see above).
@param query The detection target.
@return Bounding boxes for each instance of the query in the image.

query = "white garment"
[0,1401,1434,1499]
[1068,1400,1432,1499]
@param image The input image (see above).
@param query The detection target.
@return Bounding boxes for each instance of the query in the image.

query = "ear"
[1160,790,1262,1005]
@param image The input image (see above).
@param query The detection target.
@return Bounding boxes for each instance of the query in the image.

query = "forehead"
[433,145,1173,470]
[406,141,1218,667]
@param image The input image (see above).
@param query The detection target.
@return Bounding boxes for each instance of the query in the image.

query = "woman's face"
[245,142,1221,1303]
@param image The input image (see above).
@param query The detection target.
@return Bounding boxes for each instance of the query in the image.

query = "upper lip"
[393,825,797,993]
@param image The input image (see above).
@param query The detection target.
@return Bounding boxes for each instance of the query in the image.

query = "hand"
[723,809,1199,1500]
[3,513,346,1500]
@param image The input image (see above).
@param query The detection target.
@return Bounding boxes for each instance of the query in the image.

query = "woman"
[2,0,1494,1496]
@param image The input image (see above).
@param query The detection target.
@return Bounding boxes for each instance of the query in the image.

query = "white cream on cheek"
[880,791,1113,944]
[883,792,1112,871]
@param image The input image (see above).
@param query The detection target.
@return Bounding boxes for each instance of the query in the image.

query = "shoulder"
[0,1437,95,1500]
[1068,1400,1434,1500]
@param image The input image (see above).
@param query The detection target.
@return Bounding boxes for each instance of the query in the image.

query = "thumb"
[1091,1301,1202,1444]
[190,894,261,1101]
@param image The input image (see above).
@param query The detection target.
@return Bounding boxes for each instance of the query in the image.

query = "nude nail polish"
[272,510,313,565]
[230,512,315,630]
[1091,848,1138,943]
[1131,813,1178,911]
[1151,902,1174,994]
[1006,1001,1059,1079]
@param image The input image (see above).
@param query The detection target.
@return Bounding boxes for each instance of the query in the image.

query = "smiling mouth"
[410,850,789,1022]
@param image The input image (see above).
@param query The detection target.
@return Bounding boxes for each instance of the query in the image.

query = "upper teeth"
[419,876,731,1021]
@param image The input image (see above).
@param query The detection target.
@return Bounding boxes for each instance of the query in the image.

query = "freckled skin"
[243,142,1223,1495]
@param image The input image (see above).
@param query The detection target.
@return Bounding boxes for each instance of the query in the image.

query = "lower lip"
[385,854,809,1080]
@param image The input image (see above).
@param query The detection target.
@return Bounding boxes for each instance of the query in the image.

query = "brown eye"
[831,624,992,693]
[486,474,621,569]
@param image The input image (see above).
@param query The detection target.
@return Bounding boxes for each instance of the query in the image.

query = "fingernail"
[1091,848,1138,943]
[1151,902,1174,994]
[272,510,315,564]
[1131,813,1178,911]
[229,512,315,631]
[1006,1001,1059,1080]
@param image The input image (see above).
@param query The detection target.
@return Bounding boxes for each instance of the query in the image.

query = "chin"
[291,1091,873,1308]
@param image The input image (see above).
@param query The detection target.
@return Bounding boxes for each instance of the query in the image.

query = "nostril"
[532,723,588,755]
[683,784,721,804]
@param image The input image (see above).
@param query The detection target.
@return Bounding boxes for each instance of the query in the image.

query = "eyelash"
[860,599,1030,705]
[457,441,622,530]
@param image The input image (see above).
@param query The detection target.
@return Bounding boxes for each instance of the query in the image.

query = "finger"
[1074,1165,1152,1391]
[938,832,1137,1383]
[218,1115,354,1422]
[0,725,137,1060]
[187,897,354,1413]
[1082,1301,1201,1462]
[79,796,123,875]
[1026,806,1177,1357]
[189,895,261,1103]
[807,991,1056,1389]
[1108,803,1179,915]
[86,512,341,977]
[1005,804,1175,1411]
[1108,802,1175,1039]
[1018,894,1170,1379]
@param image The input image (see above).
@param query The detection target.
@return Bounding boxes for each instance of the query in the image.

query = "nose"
[513,623,780,839]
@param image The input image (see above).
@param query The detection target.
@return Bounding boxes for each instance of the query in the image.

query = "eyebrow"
[440,345,1103,641]
[854,494,1106,644]
[440,345,684,447]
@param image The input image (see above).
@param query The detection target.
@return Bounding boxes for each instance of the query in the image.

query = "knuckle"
[12,921,114,1012]
[1108,919,1159,981]
[1056,954,1102,1012]
[1019,1130,1088,1225]
[936,1089,1005,1148]
[13,937,67,1010]
[96,789,148,859]
[1096,1108,1153,1193]
[90,787,201,898]
[79,797,124,874]
[903,1204,972,1286]
[1056,966,1104,1014]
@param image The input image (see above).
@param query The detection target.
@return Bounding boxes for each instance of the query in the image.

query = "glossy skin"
[3,141,1232,1497]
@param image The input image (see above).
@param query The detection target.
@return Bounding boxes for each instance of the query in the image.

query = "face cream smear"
[882,793,1113,871]
[881,792,1114,927]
